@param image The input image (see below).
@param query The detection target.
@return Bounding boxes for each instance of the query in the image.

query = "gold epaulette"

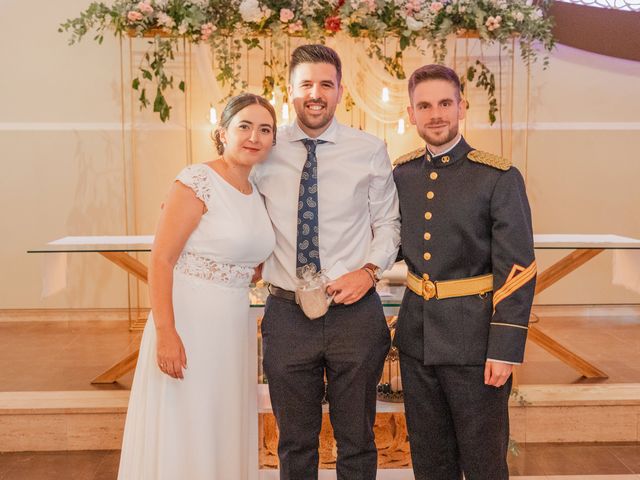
[467,150,511,171]
[393,147,426,166]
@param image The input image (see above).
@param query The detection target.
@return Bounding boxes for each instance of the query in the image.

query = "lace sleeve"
[175,164,212,206]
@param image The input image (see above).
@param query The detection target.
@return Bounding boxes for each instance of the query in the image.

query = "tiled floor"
[0,311,639,478]
[1,444,640,479]
[0,312,639,391]
[0,320,139,391]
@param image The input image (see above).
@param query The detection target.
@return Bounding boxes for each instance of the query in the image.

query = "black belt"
[267,284,297,302]
[267,284,376,306]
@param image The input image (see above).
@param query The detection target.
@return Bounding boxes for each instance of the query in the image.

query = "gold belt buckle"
[421,274,436,300]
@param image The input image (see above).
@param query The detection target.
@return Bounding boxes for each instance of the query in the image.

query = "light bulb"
[269,93,276,106]
[381,87,390,103]
[397,118,405,134]
[209,107,217,125]
[282,103,289,121]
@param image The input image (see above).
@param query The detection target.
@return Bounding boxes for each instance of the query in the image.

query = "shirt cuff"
[366,251,396,273]
[486,358,521,366]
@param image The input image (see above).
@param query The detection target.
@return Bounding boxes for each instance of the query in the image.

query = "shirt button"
[424,232,431,240]
[426,191,435,200]
[424,212,432,220]
[422,273,430,281]
[423,252,432,261]
[430,172,438,180]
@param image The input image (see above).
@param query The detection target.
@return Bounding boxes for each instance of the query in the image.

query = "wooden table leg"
[535,248,604,295]
[530,248,608,379]
[91,350,140,384]
[91,252,148,384]
[528,326,608,379]
[99,251,148,283]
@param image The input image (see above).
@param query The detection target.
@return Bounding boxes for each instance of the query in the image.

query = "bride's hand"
[156,327,188,379]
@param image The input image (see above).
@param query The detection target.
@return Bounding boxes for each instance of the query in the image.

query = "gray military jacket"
[393,136,536,365]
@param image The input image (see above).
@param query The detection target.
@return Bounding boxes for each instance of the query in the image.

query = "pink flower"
[288,19,304,33]
[280,8,294,22]
[127,11,144,22]
[364,0,376,11]
[200,22,216,41]
[137,1,153,14]
[324,15,341,33]
[429,1,444,13]
[404,0,422,15]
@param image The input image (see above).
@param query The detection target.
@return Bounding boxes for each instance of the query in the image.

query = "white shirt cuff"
[486,358,521,365]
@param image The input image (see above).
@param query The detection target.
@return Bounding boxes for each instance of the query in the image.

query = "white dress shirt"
[253,118,400,291]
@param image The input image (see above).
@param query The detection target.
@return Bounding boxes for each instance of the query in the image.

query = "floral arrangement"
[60,0,555,122]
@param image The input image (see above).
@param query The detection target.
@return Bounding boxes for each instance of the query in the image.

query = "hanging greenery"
[60,0,555,123]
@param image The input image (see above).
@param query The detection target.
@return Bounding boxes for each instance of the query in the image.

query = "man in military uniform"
[393,64,536,480]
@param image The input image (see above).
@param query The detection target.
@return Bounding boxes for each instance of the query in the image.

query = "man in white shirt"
[253,44,400,480]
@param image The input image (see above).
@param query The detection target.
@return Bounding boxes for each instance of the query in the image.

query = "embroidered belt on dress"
[174,251,253,287]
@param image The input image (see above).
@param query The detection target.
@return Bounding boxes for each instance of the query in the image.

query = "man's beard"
[419,122,459,147]
[296,99,333,131]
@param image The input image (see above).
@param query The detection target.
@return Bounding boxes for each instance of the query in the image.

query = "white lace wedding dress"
[118,163,275,480]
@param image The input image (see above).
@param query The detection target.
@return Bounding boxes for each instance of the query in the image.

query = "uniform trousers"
[400,352,512,480]
[261,289,390,480]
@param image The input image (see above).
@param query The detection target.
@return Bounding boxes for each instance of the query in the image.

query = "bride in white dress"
[118,93,277,480]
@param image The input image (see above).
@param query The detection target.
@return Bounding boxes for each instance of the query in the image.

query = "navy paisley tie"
[296,138,326,277]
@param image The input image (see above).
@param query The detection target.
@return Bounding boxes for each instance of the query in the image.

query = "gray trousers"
[261,289,390,480]
[400,352,511,480]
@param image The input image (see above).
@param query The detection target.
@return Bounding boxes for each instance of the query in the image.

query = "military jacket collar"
[426,136,472,168]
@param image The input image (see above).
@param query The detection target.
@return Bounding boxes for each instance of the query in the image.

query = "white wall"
[1,1,638,308]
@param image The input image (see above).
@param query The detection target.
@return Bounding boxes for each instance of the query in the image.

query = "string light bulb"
[397,118,405,134]
[381,87,390,103]
[282,103,289,121]
[209,107,217,125]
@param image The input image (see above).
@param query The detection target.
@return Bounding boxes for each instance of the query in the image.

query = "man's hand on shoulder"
[326,269,375,305]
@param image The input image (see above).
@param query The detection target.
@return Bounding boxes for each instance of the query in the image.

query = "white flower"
[178,20,188,35]
[239,0,263,22]
[485,15,502,31]
[156,12,176,28]
[405,16,425,31]
[514,11,524,22]
[534,8,543,18]
[459,5,466,13]
[445,5,453,13]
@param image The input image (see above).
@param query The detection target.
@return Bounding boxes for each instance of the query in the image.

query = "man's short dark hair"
[408,64,461,102]
[289,44,342,84]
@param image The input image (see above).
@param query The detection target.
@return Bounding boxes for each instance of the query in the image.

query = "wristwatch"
[362,263,382,283]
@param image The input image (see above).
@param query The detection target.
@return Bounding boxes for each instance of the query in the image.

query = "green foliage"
[60,0,556,122]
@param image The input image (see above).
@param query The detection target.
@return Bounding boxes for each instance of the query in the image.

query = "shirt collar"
[425,135,471,168]
[426,134,462,158]
[288,117,339,144]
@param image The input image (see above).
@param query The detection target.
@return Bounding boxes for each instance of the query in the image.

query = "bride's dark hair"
[214,93,277,155]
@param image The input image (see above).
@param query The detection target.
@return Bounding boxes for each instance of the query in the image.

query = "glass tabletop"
[27,236,155,253]
[28,234,640,254]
